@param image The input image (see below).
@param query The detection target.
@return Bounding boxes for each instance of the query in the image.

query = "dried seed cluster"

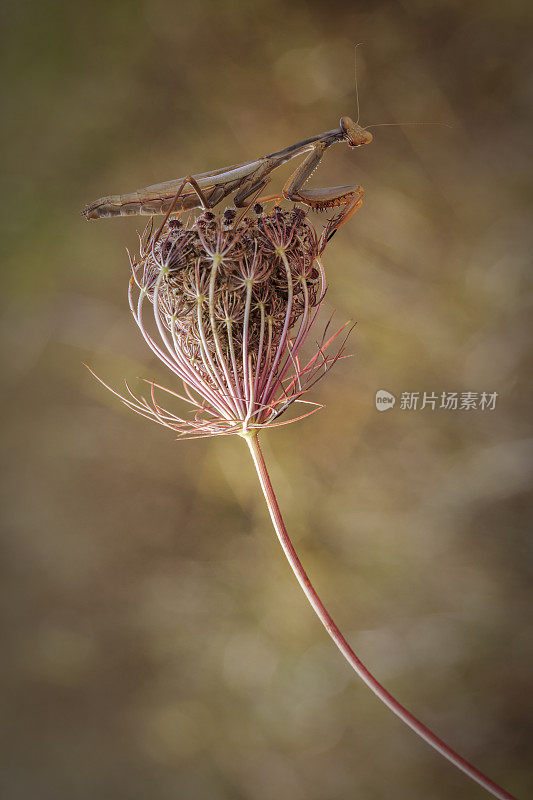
[98,203,348,438]
[137,206,323,386]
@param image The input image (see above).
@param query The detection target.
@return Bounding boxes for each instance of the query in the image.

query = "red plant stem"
[244,431,516,800]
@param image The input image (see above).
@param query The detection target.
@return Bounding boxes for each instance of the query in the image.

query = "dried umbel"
[99,205,350,439]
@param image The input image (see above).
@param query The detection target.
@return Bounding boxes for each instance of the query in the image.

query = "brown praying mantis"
[82,115,373,238]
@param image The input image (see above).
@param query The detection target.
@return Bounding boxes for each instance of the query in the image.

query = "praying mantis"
[82,115,373,237]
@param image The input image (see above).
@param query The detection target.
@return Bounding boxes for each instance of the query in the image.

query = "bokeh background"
[1,1,532,798]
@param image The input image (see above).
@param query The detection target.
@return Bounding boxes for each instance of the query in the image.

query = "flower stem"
[244,431,516,800]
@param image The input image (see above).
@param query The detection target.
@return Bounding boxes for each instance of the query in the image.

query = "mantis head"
[340,116,373,147]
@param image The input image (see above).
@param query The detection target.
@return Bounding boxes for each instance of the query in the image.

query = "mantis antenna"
[354,42,363,124]
[364,122,453,130]
[352,47,452,132]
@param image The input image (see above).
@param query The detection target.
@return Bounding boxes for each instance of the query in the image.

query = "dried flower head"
[91,205,350,439]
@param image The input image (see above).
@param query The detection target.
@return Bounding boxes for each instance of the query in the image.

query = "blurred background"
[1,1,532,798]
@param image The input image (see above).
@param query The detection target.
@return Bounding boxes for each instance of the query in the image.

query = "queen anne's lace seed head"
[94,206,350,439]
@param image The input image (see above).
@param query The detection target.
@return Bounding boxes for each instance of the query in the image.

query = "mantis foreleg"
[282,141,364,231]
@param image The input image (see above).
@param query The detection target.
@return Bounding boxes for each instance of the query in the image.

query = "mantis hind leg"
[151,175,213,247]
